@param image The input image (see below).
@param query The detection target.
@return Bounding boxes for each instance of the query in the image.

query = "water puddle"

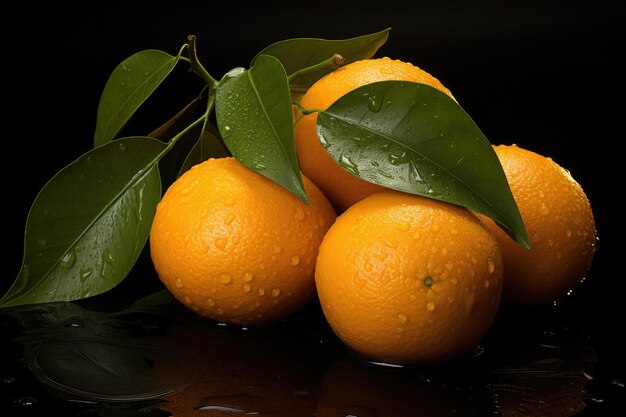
[0,291,616,416]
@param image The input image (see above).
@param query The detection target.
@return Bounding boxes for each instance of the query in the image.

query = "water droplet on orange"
[397,313,408,324]
[396,222,410,232]
[218,273,232,284]
[426,301,436,311]
[224,213,235,225]
[272,288,281,297]
[487,259,495,274]
[243,284,251,293]
[175,277,184,288]
[215,237,228,250]
[291,255,300,266]
[258,287,266,296]
[364,262,373,272]
[243,272,254,282]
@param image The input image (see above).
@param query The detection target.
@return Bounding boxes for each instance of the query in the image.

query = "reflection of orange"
[316,361,484,417]
[154,323,321,417]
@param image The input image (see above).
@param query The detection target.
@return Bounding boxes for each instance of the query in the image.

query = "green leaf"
[255,28,390,93]
[94,49,181,147]
[0,137,166,308]
[317,81,529,247]
[178,122,231,177]
[215,56,307,203]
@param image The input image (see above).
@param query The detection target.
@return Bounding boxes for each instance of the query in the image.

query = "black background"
[2,0,624,412]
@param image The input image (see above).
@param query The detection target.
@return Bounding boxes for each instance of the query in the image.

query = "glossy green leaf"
[0,137,166,308]
[215,56,307,203]
[255,28,390,94]
[94,50,180,147]
[178,122,231,177]
[317,81,529,247]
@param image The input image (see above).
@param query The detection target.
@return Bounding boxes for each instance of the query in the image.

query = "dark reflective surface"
[3,2,625,417]
[1,291,622,417]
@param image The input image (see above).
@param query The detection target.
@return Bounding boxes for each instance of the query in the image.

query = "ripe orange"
[149,157,336,326]
[481,145,597,304]
[315,190,503,364]
[294,57,455,212]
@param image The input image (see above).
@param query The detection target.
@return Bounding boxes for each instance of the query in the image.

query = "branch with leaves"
[0,28,527,309]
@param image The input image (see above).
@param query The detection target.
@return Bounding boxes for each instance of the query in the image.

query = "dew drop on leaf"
[365,92,383,113]
[60,250,76,269]
[79,268,93,282]
[339,154,359,175]
[318,134,331,149]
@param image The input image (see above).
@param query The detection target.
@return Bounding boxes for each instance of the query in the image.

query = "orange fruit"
[294,57,455,212]
[315,190,503,364]
[480,144,597,304]
[149,157,336,326]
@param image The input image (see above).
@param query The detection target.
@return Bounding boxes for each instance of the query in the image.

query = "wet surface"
[1,288,623,417]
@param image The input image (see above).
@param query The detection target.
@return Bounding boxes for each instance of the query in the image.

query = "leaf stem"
[186,35,219,90]
[292,99,322,116]
[287,53,345,83]
[161,92,215,158]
